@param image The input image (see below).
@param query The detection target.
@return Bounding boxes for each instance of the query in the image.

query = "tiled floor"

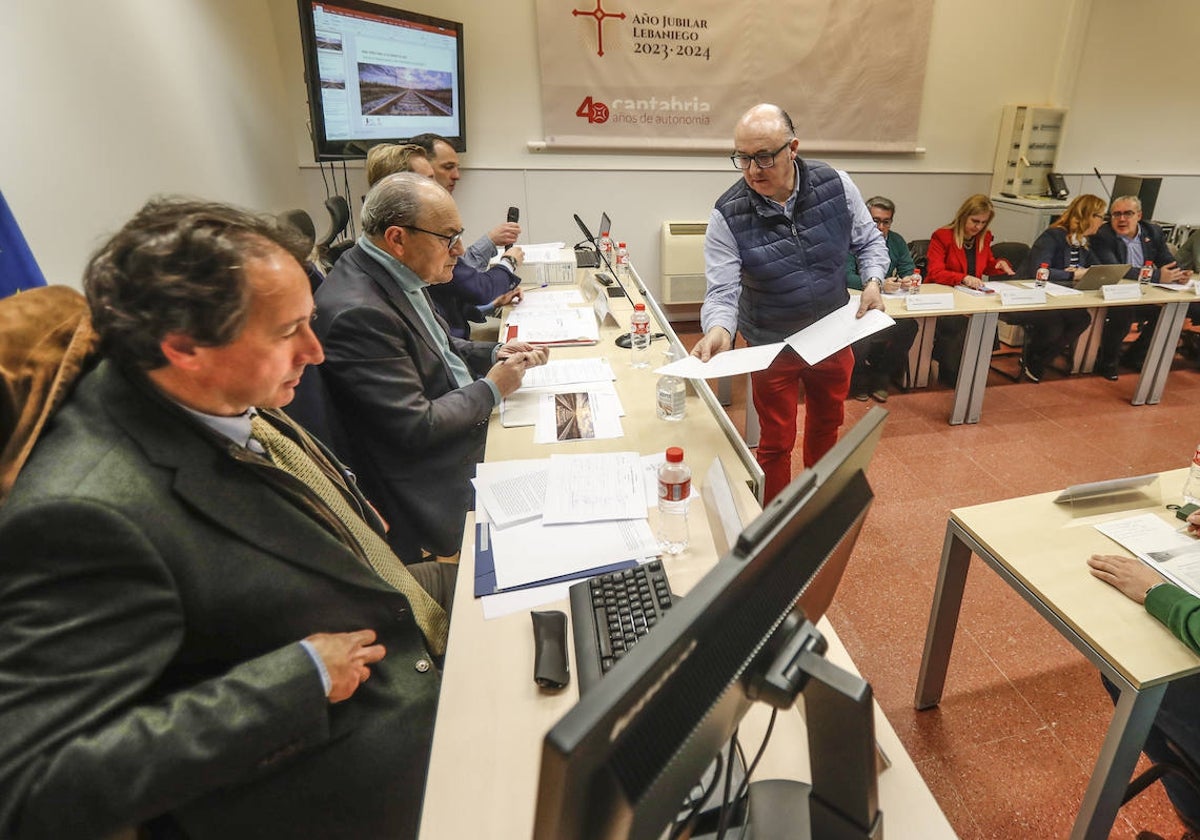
[678,326,1200,839]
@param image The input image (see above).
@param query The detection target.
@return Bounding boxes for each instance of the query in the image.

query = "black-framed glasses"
[1110,210,1138,218]
[403,225,464,250]
[871,217,893,228]
[730,142,791,170]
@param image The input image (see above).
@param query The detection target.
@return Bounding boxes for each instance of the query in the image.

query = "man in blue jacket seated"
[0,198,457,839]
[1091,195,1192,379]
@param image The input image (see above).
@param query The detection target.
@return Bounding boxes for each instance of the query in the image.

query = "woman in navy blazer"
[1003,194,1105,381]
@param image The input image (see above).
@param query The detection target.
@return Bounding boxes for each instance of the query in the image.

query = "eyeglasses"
[871,217,893,227]
[403,225,464,250]
[1110,210,1138,218]
[730,142,791,170]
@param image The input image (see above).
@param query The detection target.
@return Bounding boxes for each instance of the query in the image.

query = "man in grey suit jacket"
[314,173,546,563]
[0,199,455,839]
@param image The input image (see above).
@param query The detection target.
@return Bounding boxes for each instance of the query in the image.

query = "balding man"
[693,104,888,500]
[314,173,546,562]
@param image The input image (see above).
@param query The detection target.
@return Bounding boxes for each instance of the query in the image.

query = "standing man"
[315,173,546,563]
[693,104,888,501]
[1092,195,1191,379]
[409,132,520,270]
[0,199,455,838]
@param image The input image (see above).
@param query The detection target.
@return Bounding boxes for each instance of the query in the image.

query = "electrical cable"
[668,752,724,840]
[714,728,740,840]
[732,708,778,810]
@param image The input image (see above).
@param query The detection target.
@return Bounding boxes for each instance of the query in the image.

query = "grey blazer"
[0,361,441,839]
[314,244,498,562]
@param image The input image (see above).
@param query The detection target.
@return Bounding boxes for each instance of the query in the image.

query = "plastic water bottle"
[657,447,690,555]
[905,267,922,296]
[1184,443,1200,506]
[1138,260,1154,286]
[1035,262,1050,288]
[630,303,651,368]
[616,242,630,278]
[656,351,686,421]
[599,232,613,260]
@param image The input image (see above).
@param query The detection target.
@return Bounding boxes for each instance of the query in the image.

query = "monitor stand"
[692,618,883,840]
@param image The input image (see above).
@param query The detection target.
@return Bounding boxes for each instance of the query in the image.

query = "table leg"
[907,317,935,389]
[1070,679,1165,840]
[1073,306,1103,374]
[1133,301,1187,406]
[914,523,973,710]
[949,311,997,426]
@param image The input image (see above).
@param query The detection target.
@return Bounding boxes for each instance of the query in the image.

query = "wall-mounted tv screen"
[297,0,466,160]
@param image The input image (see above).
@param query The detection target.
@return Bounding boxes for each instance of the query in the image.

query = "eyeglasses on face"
[1110,210,1138,218]
[871,217,893,227]
[403,225,464,249]
[730,142,791,170]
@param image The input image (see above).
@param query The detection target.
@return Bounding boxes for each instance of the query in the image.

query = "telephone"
[1047,172,1069,200]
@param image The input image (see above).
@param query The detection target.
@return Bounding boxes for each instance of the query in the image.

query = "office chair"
[276,209,326,292]
[1122,733,1200,829]
[317,195,350,251]
[991,241,1031,276]
[907,239,930,275]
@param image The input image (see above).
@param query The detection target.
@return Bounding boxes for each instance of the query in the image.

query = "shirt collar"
[359,234,426,294]
[177,404,264,454]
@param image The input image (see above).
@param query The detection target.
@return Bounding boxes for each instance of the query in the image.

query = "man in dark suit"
[1091,194,1191,379]
[314,173,546,563]
[0,199,455,839]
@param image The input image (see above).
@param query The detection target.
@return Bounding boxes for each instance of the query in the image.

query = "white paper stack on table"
[472,453,664,610]
[500,357,623,431]
[1095,513,1200,597]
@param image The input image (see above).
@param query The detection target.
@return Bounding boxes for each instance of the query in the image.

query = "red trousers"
[750,346,853,502]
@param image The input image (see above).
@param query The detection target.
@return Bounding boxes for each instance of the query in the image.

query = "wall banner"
[534,0,934,153]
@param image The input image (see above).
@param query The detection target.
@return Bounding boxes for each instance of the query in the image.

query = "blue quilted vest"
[715,159,851,345]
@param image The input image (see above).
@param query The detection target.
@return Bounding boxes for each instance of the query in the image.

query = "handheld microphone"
[507,206,519,224]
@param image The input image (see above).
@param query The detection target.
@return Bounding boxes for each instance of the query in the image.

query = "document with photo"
[1095,513,1200,596]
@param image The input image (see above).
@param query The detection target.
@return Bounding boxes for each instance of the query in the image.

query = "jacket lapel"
[103,364,397,595]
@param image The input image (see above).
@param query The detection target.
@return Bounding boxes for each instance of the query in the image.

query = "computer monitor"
[534,407,888,840]
[296,0,467,160]
[1111,174,1162,221]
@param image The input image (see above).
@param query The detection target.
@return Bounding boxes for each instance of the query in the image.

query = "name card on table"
[905,293,955,311]
[1102,284,1142,302]
[998,286,1046,306]
[591,291,619,325]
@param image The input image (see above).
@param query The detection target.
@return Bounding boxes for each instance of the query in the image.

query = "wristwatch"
[500,254,518,270]
[863,277,883,291]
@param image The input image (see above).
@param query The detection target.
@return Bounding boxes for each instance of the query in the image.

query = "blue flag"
[0,191,47,298]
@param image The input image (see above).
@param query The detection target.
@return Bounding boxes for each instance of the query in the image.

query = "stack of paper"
[1095,514,1200,597]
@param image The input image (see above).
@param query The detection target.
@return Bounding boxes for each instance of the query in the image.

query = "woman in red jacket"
[927,194,1015,288]
[927,194,1015,383]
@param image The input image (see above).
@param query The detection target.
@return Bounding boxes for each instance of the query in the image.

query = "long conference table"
[915,468,1200,839]
[888,280,1198,425]
[419,265,956,838]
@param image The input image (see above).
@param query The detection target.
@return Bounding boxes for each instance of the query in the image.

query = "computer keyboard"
[569,561,674,694]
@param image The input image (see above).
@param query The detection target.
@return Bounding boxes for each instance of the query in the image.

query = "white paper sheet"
[522,357,615,388]
[504,308,599,344]
[543,452,645,524]
[1095,513,1200,597]
[652,342,786,379]
[783,300,895,364]
[501,381,621,428]
[472,467,548,529]
[1016,281,1083,297]
[513,288,585,309]
[520,242,568,262]
[490,518,658,590]
[532,390,624,442]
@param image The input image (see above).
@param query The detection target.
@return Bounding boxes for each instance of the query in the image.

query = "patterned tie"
[249,415,449,656]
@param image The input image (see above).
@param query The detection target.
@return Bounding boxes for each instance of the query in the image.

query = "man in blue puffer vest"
[693,103,889,501]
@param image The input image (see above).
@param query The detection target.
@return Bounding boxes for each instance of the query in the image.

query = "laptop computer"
[572,212,611,268]
[1074,263,1132,291]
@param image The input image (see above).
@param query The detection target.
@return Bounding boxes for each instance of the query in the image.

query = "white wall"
[5,0,1199,293]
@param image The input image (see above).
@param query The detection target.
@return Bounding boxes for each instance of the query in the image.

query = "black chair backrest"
[992,241,1032,277]
[907,238,930,274]
[318,196,351,250]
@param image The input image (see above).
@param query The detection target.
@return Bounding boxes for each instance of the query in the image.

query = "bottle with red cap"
[657,447,690,555]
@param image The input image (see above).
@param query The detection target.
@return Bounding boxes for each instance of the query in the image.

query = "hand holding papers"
[654,343,786,379]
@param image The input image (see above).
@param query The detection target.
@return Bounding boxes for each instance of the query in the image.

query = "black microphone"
[507,206,519,225]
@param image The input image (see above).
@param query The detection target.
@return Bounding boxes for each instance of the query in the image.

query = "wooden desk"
[884,282,1196,425]
[420,270,955,838]
[914,469,1200,839]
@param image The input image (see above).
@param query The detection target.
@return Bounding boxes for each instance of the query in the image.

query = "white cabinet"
[990,197,1068,245]
[990,104,1068,198]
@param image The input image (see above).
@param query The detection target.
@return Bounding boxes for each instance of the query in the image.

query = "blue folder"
[472,520,638,598]
[0,191,47,297]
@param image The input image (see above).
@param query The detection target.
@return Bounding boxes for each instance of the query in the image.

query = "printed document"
[784,300,895,365]
[652,342,786,379]
[1095,513,1200,596]
[543,451,645,524]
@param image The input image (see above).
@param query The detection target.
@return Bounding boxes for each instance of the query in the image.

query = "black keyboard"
[569,561,674,694]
